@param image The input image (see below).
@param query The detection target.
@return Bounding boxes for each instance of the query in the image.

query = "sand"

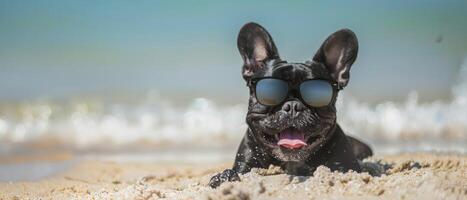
[0,153,465,200]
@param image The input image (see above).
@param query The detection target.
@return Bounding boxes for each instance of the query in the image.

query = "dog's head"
[238,22,358,162]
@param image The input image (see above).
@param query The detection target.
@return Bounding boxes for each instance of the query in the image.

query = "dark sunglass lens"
[255,79,288,106]
[300,80,333,107]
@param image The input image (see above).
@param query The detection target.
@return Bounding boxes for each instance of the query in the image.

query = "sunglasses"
[250,78,339,107]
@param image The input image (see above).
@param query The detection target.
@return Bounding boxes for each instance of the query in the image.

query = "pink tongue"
[277,130,307,149]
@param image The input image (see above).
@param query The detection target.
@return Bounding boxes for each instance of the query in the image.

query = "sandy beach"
[2,1,467,200]
[0,152,464,200]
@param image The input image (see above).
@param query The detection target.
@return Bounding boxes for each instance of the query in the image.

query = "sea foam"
[1,58,466,153]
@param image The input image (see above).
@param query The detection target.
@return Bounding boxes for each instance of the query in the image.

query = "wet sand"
[0,152,465,200]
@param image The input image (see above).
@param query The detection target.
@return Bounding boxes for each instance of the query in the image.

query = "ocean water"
[1,59,466,156]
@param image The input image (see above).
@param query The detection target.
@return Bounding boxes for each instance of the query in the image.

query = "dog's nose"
[282,100,305,117]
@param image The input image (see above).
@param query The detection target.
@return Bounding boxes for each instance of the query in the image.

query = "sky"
[1,0,467,102]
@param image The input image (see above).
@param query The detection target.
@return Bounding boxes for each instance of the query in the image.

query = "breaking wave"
[337,57,467,144]
[0,95,248,150]
[0,58,466,153]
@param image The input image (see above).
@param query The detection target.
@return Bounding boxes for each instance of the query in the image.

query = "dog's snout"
[282,100,304,117]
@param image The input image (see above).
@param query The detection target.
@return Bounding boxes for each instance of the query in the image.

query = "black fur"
[209,22,372,188]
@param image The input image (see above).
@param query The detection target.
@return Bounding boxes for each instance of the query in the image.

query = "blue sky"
[1,0,467,102]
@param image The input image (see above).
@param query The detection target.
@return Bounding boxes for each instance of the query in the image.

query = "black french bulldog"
[209,22,372,188]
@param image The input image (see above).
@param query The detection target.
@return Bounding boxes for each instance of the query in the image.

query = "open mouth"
[277,129,307,149]
[263,128,320,150]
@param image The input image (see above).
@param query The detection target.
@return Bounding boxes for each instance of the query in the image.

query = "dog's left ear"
[312,29,358,88]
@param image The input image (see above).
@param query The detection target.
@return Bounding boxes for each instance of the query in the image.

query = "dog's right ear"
[237,22,279,80]
[312,29,358,89]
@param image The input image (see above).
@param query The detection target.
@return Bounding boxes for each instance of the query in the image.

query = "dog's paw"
[208,169,240,188]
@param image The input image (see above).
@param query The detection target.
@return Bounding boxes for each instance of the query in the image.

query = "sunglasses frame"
[248,77,341,108]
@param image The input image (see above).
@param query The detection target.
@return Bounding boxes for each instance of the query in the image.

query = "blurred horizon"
[1,0,467,103]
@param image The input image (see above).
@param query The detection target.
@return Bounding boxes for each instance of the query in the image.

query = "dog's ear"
[238,22,279,80]
[313,29,358,88]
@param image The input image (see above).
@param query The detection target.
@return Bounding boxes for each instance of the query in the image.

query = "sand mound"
[0,153,465,200]
[90,153,466,200]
